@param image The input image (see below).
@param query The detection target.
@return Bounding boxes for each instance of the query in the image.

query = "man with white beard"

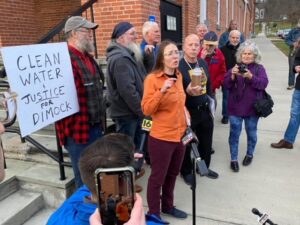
[106,22,147,187]
[56,16,105,188]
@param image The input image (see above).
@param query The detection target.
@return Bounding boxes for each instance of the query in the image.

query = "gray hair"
[236,40,262,63]
[229,29,241,38]
[142,21,159,37]
[196,23,208,32]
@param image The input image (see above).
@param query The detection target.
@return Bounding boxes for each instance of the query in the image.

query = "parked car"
[282,29,291,39]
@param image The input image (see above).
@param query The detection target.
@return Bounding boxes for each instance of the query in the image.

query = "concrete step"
[22,207,55,225]
[0,189,43,225]
[0,176,18,201]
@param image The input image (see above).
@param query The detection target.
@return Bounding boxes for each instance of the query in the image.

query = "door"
[160,0,183,49]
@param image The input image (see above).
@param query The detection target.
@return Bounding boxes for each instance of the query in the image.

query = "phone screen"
[95,167,135,225]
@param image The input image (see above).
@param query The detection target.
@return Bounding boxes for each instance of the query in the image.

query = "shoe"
[135,184,143,193]
[181,174,193,186]
[270,139,293,149]
[230,161,239,172]
[221,116,229,124]
[242,155,253,166]
[206,169,219,179]
[135,168,145,180]
[162,207,187,219]
[287,85,294,90]
[146,214,170,224]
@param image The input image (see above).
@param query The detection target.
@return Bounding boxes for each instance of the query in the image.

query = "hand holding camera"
[231,64,253,80]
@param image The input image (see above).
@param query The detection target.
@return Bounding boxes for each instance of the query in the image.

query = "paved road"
[137,35,300,225]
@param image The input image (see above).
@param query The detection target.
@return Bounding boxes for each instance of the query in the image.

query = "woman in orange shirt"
[141,40,187,222]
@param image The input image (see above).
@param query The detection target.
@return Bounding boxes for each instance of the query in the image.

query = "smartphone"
[95,166,135,225]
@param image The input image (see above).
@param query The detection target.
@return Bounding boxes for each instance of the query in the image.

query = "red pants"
[147,135,185,215]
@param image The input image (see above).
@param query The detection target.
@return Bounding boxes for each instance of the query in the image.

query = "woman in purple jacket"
[223,41,268,172]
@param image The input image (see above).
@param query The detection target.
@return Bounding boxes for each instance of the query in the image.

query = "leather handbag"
[253,90,274,117]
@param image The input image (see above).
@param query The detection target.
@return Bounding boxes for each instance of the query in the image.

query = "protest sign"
[1,42,79,137]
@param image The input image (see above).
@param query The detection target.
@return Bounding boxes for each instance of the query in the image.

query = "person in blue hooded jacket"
[46,133,167,225]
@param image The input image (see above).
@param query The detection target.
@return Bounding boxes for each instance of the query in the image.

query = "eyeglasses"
[164,50,179,57]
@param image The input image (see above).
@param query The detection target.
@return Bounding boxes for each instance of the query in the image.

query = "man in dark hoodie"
[106,22,146,160]
[220,30,241,124]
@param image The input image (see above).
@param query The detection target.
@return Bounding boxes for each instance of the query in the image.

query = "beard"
[127,42,143,64]
[76,37,95,53]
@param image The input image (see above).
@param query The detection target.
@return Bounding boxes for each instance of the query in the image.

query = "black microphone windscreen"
[252,208,261,216]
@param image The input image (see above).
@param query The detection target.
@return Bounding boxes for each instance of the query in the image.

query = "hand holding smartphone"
[95,167,135,225]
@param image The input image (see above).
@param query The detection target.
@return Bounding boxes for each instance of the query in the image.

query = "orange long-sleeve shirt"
[141,70,187,142]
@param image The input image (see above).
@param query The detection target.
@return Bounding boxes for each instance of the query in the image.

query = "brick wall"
[0,0,38,46]
[35,0,80,38]
[0,0,255,57]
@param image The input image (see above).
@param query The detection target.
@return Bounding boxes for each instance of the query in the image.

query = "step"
[22,207,55,225]
[0,176,18,201]
[0,189,43,225]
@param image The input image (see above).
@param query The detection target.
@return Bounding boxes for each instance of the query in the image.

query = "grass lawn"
[271,39,290,56]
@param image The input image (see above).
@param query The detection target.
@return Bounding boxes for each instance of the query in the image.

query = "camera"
[238,64,247,74]
[95,167,135,225]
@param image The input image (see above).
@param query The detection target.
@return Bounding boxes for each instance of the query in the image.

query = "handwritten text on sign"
[1,42,79,137]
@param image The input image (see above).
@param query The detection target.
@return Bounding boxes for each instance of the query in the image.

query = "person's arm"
[113,59,143,117]
[285,29,295,47]
[218,32,227,49]
[214,50,227,90]
[293,48,300,72]
[248,64,269,90]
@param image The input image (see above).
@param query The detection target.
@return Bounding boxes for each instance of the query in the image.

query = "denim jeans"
[229,115,259,161]
[284,89,300,143]
[64,124,102,188]
[222,85,228,118]
[114,116,143,149]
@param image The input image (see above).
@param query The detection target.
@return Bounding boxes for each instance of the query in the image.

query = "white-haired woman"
[223,41,269,172]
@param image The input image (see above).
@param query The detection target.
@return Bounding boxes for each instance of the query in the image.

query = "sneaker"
[221,116,229,124]
[287,85,294,90]
[146,214,170,224]
[162,207,188,219]
[206,169,219,179]
[181,174,193,186]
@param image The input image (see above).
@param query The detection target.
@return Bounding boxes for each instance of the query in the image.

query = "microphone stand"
[183,127,208,225]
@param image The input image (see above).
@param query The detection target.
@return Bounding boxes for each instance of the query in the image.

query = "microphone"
[252,208,277,225]
[182,127,208,176]
[135,117,152,172]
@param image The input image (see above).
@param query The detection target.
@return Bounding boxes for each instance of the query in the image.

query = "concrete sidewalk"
[2,35,299,225]
[137,36,300,225]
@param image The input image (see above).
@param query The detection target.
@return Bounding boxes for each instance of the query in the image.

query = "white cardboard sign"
[1,42,79,137]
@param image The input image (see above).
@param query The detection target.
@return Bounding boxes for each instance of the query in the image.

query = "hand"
[144,45,155,54]
[186,83,203,96]
[200,49,208,59]
[295,65,300,73]
[89,194,146,225]
[160,78,177,94]
[89,209,102,225]
[231,64,239,80]
[241,70,253,79]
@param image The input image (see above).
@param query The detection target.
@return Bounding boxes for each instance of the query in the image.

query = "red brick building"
[0,0,255,58]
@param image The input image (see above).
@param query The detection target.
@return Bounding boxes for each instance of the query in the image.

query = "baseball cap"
[64,16,98,33]
[203,31,218,45]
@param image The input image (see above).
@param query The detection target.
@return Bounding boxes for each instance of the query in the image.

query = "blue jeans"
[222,85,228,118]
[114,116,143,150]
[284,89,300,143]
[229,116,259,161]
[64,124,103,188]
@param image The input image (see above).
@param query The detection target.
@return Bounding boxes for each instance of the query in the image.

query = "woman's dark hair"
[153,39,177,72]
[79,133,135,196]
